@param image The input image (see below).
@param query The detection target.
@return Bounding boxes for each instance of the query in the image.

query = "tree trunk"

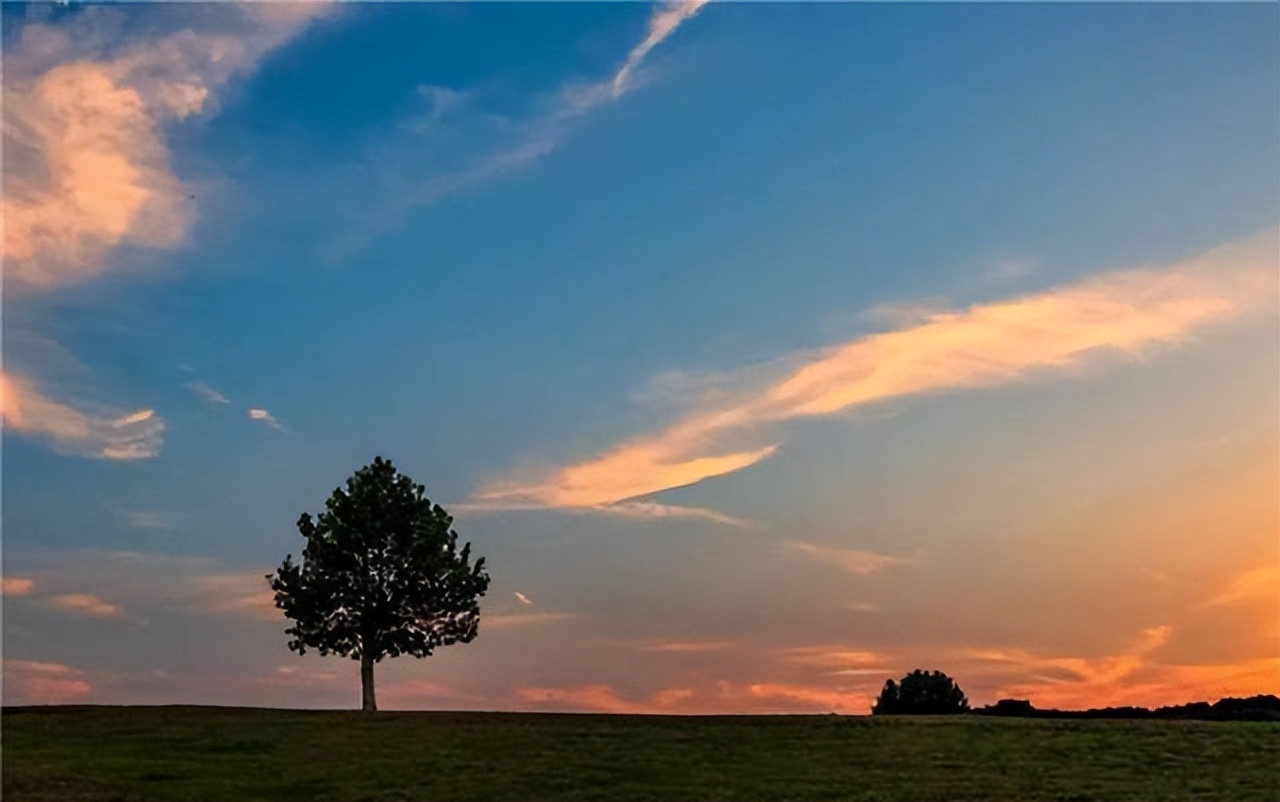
[360,654,377,711]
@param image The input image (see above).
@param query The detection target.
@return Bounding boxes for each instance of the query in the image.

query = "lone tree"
[872,669,970,715]
[267,457,490,711]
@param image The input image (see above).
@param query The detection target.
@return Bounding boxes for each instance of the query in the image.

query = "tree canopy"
[267,457,490,711]
[872,669,970,715]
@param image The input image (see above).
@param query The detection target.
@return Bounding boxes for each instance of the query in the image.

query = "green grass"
[3,706,1277,801]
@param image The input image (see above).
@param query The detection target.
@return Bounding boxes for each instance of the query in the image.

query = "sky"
[2,1,1278,714]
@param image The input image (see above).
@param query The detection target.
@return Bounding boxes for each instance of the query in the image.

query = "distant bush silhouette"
[872,669,970,715]
[983,698,1035,717]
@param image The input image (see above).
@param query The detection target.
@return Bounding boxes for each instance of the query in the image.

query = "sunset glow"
[4,1,1277,714]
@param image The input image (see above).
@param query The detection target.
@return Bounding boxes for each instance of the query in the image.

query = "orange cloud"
[1,371,164,460]
[2,5,328,288]
[741,682,874,714]
[637,639,736,653]
[475,233,1278,509]
[3,660,94,704]
[783,542,907,576]
[779,646,891,671]
[1201,565,1280,608]
[483,611,579,630]
[2,577,35,596]
[955,625,1279,709]
[249,665,342,690]
[186,574,280,620]
[453,499,754,528]
[516,679,873,715]
[47,593,124,618]
[516,683,695,714]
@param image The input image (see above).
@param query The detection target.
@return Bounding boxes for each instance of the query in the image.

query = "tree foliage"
[872,669,970,715]
[267,457,490,710]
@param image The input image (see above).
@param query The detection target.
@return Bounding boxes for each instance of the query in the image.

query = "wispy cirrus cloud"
[118,509,171,531]
[186,381,230,405]
[334,0,709,257]
[474,232,1278,509]
[1,372,165,460]
[2,3,331,289]
[783,542,908,576]
[611,0,709,97]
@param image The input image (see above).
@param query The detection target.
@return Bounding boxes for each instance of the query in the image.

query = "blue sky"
[3,1,1278,712]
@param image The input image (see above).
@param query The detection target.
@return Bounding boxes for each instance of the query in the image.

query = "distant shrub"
[872,669,969,715]
[982,699,1036,717]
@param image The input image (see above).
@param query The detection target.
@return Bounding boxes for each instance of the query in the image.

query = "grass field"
[3,706,1277,802]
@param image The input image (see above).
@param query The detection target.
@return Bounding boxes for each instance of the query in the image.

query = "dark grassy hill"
[3,705,1277,801]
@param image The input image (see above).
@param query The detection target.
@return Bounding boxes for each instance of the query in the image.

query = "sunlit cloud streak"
[611,0,710,97]
[7,548,282,623]
[2,660,94,704]
[2,578,36,596]
[1,372,165,460]
[475,232,1278,509]
[452,499,755,528]
[516,679,874,715]
[47,593,124,618]
[637,639,735,653]
[1199,566,1280,609]
[784,542,907,576]
[483,611,578,630]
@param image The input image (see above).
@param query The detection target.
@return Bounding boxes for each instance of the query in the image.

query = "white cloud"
[186,381,230,405]
[248,407,283,430]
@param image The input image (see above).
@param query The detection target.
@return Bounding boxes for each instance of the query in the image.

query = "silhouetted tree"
[267,457,490,711]
[872,669,969,715]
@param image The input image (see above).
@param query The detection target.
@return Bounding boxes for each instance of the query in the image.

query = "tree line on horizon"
[870,669,1280,721]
